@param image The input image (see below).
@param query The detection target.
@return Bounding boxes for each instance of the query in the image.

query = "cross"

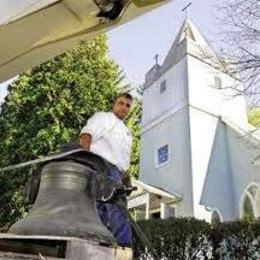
[154,54,159,65]
[181,1,192,18]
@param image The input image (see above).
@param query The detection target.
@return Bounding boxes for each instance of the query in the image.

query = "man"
[79,93,133,247]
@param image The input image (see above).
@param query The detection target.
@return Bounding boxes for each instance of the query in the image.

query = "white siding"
[189,107,218,221]
[200,120,260,221]
[227,126,260,218]
[140,107,194,217]
[142,58,188,125]
[200,121,236,221]
[187,56,249,128]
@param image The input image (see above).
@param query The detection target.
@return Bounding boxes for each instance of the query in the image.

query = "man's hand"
[79,133,92,150]
[122,173,131,187]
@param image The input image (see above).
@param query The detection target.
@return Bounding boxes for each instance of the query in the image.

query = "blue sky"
[107,0,217,85]
[0,0,219,103]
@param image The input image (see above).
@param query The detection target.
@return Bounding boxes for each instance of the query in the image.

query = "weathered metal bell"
[8,160,115,244]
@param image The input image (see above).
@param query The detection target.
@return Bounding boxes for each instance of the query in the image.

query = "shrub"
[133,217,260,259]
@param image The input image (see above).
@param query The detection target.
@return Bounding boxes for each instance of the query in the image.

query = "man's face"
[112,96,132,120]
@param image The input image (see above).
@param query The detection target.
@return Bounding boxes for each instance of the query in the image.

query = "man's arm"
[79,133,92,150]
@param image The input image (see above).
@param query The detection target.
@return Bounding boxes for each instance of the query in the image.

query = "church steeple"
[144,19,215,88]
[161,19,215,74]
[179,21,195,42]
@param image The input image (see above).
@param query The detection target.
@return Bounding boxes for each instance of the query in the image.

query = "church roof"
[221,117,260,148]
[189,105,260,166]
[191,105,260,148]
[200,116,260,213]
[130,177,182,200]
[221,117,260,165]
[144,19,216,88]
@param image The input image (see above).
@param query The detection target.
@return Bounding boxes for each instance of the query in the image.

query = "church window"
[215,76,222,89]
[240,184,260,219]
[242,195,254,218]
[156,144,169,166]
[255,189,260,214]
[160,80,167,94]
[212,210,221,224]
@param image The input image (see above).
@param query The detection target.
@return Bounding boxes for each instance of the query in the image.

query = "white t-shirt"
[80,112,132,172]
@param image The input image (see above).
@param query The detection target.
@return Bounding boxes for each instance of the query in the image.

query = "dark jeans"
[96,164,132,247]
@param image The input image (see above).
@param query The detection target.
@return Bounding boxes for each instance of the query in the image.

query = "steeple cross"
[181,1,192,18]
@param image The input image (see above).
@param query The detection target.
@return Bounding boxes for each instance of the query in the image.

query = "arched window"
[242,195,254,218]
[240,184,260,219]
[255,189,260,213]
[212,210,222,224]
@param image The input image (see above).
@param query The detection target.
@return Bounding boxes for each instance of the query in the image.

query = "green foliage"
[133,218,260,259]
[125,99,141,178]
[0,35,141,229]
[134,218,211,259]
[0,35,119,164]
[248,107,260,128]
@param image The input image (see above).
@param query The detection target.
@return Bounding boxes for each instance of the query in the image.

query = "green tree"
[0,35,141,229]
[125,99,141,178]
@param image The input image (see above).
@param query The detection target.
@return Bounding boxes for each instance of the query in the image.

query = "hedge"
[132,218,260,259]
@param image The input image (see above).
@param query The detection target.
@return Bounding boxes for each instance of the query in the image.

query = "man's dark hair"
[113,93,133,103]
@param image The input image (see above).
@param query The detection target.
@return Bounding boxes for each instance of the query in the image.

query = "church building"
[128,20,260,222]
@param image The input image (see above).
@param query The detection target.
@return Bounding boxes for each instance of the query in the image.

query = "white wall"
[200,121,236,221]
[187,56,249,128]
[186,54,254,221]
[188,107,218,221]
[140,107,194,217]
[200,120,260,221]
[227,126,260,218]
[142,58,188,125]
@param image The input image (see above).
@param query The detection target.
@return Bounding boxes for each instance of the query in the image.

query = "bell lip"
[7,229,115,245]
[3,232,116,246]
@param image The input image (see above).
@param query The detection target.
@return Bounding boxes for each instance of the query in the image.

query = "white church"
[128,20,260,223]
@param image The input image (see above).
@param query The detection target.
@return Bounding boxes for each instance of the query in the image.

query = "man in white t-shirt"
[79,93,133,247]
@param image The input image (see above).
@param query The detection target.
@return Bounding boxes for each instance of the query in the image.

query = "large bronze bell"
[8,158,115,244]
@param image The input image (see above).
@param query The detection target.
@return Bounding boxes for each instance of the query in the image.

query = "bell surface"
[8,160,115,244]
